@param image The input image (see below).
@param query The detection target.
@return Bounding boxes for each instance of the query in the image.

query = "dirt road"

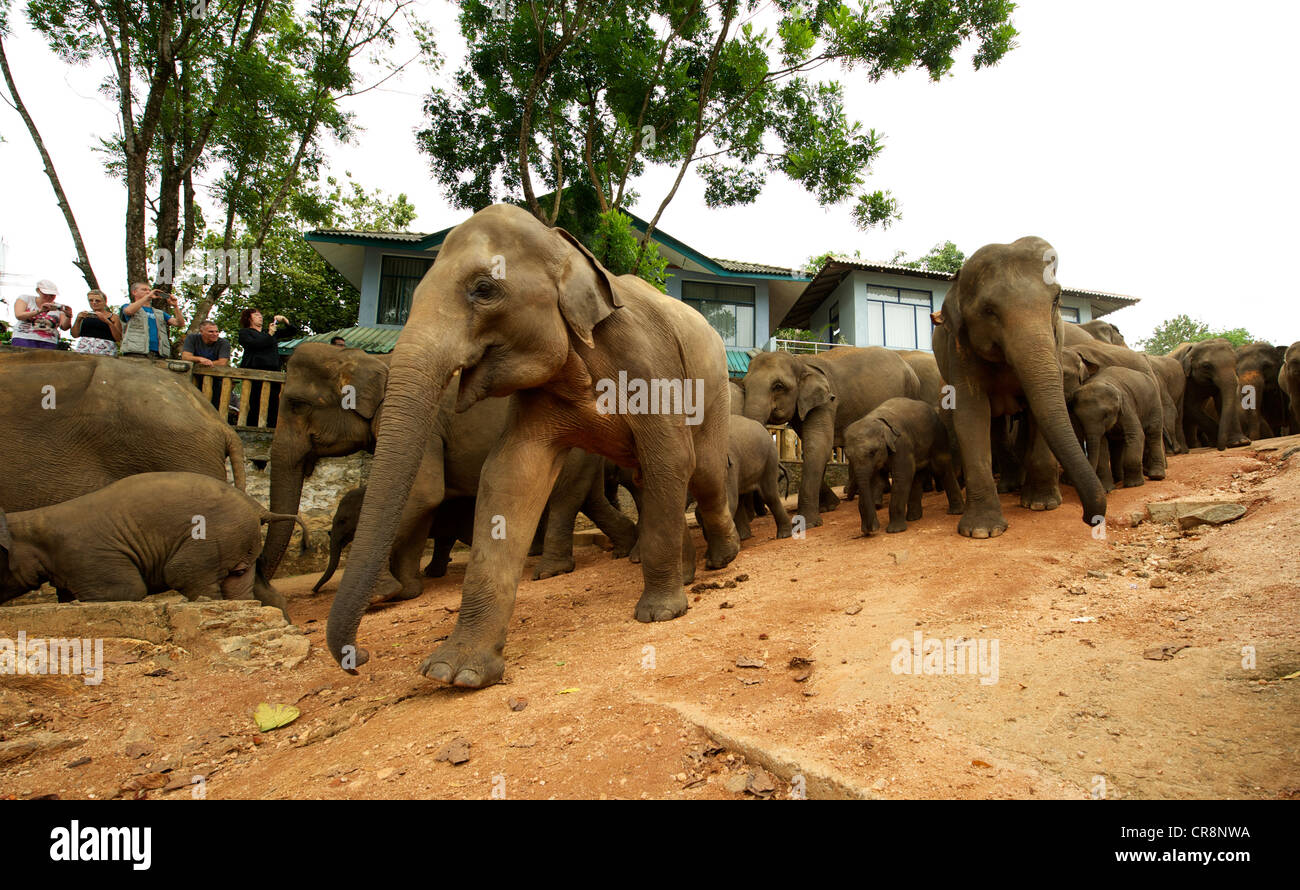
[2,439,1297,799]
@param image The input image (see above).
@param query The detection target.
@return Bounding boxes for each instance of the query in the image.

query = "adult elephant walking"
[1168,339,1251,450]
[0,351,246,511]
[327,204,738,688]
[1235,342,1288,440]
[931,237,1106,538]
[1280,342,1300,433]
[740,346,920,528]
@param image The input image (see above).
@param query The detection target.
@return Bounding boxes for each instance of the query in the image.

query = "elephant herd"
[2,206,1297,700]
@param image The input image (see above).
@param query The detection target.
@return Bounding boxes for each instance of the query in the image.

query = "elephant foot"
[775,523,793,539]
[635,588,688,623]
[1019,481,1062,511]
[819,491,841,512]
[905,507,923,522]
[705,530,740,571]
[947,501,965,515]
[996,476,1019,494]
[1227,437,1252,448]
[886,520,908,533]
[795,511,823,530]
[628,542,641,564]
[420,637,505,688]
[532,557,576,580]
[1145,469,1166,481]
[1122,474,1145,488]
[958,507,1007,539]
[423,560,450,579]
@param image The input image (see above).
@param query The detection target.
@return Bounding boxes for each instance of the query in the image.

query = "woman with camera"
[11,279,72,349]
[71,289,123,355]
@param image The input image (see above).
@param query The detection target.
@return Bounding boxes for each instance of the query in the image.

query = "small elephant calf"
[844,398,964,535]
[724,415,793,540]
[0,472,305,617]
[1067,366,1166,491]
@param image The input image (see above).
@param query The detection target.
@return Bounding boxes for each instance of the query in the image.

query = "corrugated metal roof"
[715,258,805,278]
[279,326,400,354]
[726,348,754,377]
[308,229,426,242]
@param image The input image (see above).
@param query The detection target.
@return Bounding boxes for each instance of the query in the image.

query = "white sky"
[2,0,1297,345]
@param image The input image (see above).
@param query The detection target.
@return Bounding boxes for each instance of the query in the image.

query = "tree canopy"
[1140,314,1259,354]
[419,0,1017,256]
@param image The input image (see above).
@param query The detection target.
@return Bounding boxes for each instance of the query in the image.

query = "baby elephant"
[845,398,964,535]
[723,415,792,540]
[1068,366,1166,491]
[0,472,305,617]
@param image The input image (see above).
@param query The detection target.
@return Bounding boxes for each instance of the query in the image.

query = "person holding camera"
[119,282,184,359]
[11,279,72,349]
[71,289,124,355]
[238,308,299,427]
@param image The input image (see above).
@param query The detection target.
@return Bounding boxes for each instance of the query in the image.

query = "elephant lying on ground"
[932,237,1107,537]
[740,345,920,528]
[1280,342,1300,433]
[720,415,792,541]
[1168,339,1251,450]
[1067,366,1166,491]
[0,352,246,511]
[845,398,963,535]
[1235,342,1288,439]
[327,204,739,688]
[263,343,510,604]
[0,473,303,617]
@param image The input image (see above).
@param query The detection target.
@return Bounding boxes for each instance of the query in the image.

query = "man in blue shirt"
[120,282,185,358]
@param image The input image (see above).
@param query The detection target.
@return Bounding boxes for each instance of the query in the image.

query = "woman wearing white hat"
[11,279,71,349]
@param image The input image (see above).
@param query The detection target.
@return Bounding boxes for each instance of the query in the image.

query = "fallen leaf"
[971,759,993,769]
[557,687,581,694]
[253,702,301,732]
[1280,671,1300,681]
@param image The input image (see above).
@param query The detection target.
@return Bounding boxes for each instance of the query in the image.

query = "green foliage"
[588,210,668,291]
[418,0,1017,231]
[893,240,965,274]
[773,326,845,345]
[1139,314,1258,354]
[802,248,861,276]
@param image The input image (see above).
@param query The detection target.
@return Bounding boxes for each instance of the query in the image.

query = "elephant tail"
[261,512,310,553]
[224,425,247,491]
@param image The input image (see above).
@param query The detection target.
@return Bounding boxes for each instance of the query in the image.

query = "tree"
[1139,314,1258,354]
[16,0,432,321]
[893,240,965,274]
[588,209,668,290]
[419,0,1017,261]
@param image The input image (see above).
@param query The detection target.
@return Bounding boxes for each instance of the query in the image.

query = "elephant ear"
[0,509,10,553]
[796,364,834,420]
[879,418,902,453]
[931,269,963,334]
[554,227,623,349]
[1178,347,1194,376]
[332,351,387,421]
[1071,344,1104,381]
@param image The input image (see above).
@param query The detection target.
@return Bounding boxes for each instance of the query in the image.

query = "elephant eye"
[469,279,497,301]
[288,398,312,415]
[772,381,787,393]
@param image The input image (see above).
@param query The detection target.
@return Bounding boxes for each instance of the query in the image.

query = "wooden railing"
[190,365,285,431]
[767,424,845,464]
[772,338,839,354]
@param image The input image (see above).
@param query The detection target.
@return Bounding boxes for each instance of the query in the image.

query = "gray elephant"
[932,237,1107,538]
[1067,366,1166,491]
[530,448,638,580]
[1280,342,1300,433]
[314,491,475,593]
[0,472,303,617]
[844,398,963,535]
[327,204,739,689]
[721,415,792,540]
[263,343,511,604]
[1235,342,1288,439]
[1145,354,1189,453]
[0,352,246,511]
[739,346,920,528]
[1076,319,1126,346]
[1168,338,1251,450]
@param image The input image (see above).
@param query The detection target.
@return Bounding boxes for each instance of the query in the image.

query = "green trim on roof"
[279,326,401,355]
[726,348,753,377]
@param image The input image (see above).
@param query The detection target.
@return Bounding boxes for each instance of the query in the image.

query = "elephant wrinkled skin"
[326,204,738,689]
[932,237,1107,538]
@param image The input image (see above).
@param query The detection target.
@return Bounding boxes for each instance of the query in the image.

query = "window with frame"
[682,280,756,348]
[377,255,433,325]
[865,284,933,350]
[1060,306,1081,323]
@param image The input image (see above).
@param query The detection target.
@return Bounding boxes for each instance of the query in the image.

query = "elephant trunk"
[262,436,308,578]
[1216,376,1240,450]
[326,328,459,671]
[1007,338,1108,524]
[313,530,344,593]
[1237,371,1264,441]
[1085,427,1103,474]
[742,392,772,427]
